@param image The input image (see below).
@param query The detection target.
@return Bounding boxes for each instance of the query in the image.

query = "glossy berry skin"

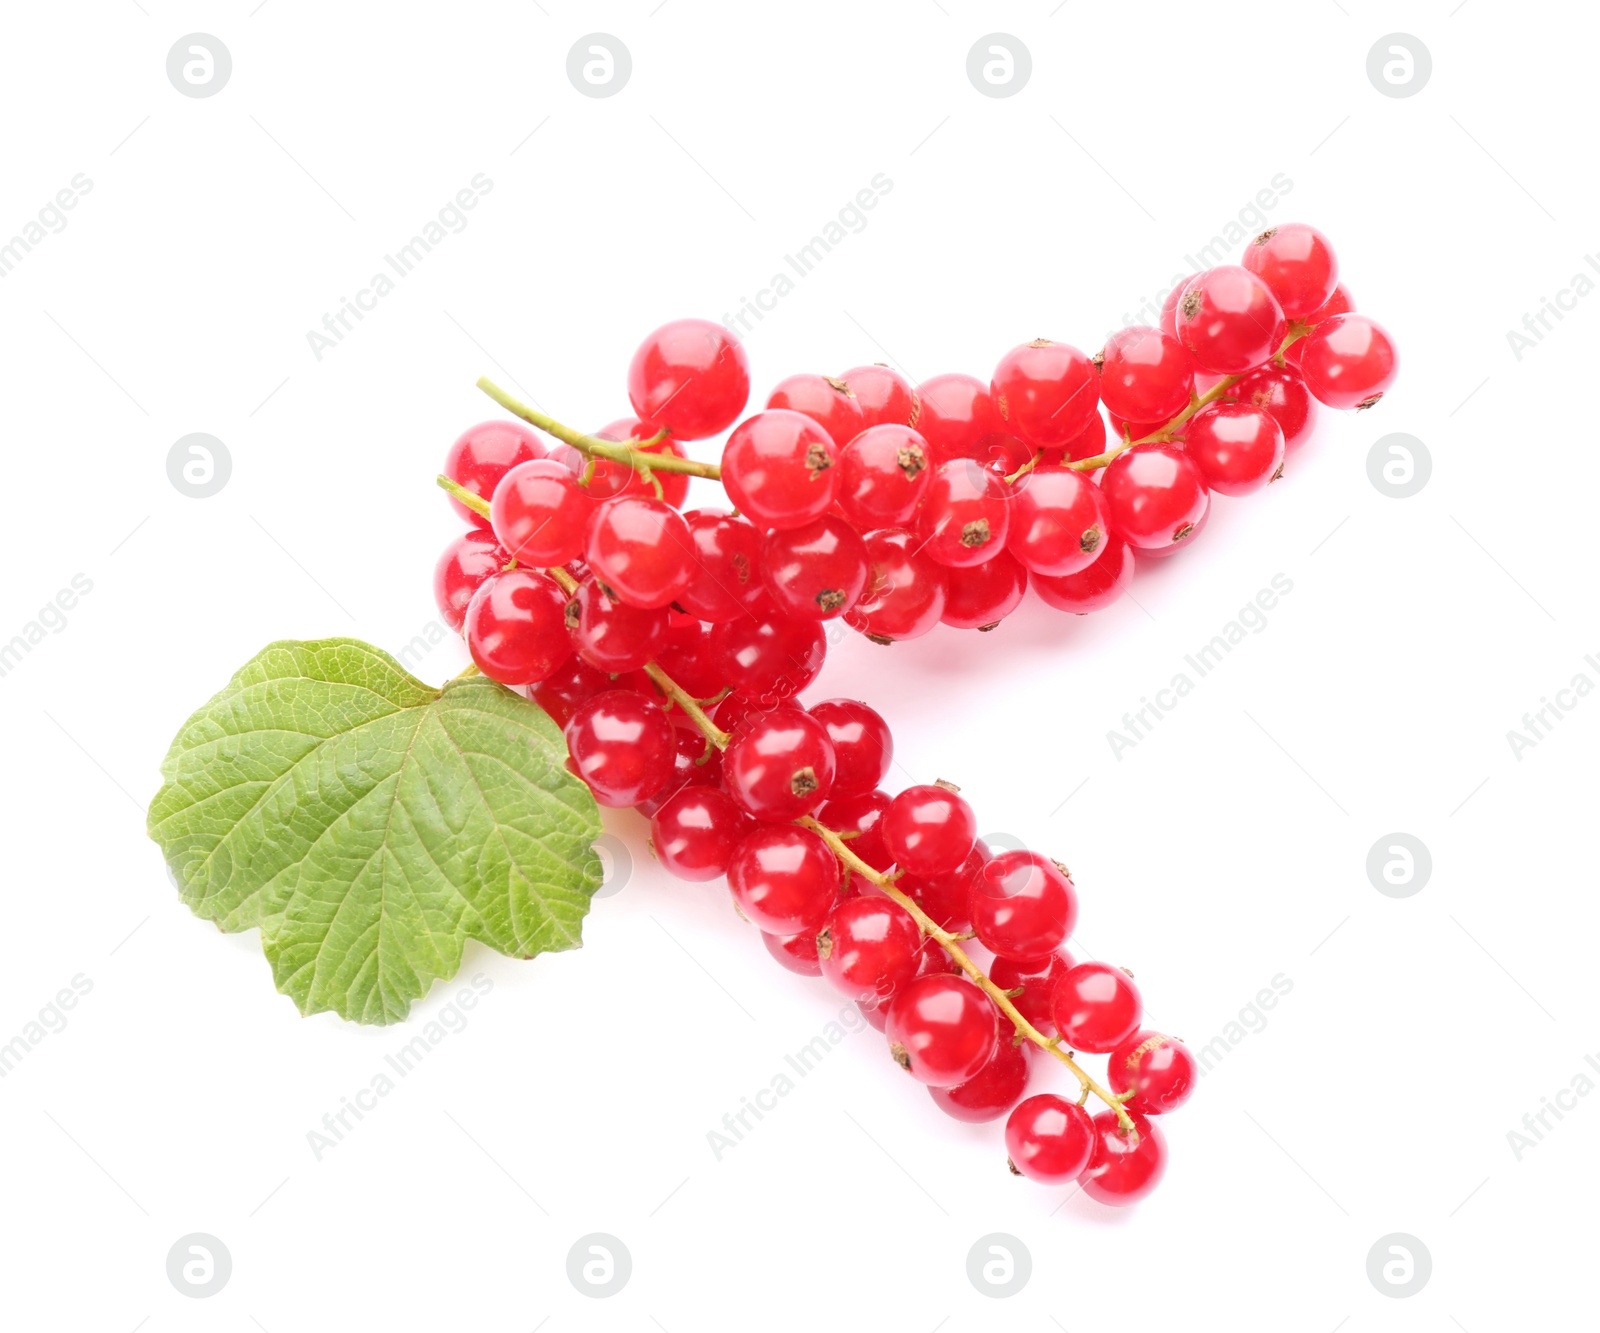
[585,496,694,610]
[444,420,544,527]
[1225,365,1316,451]
[992,340,1100,447]
[930,1010,1030,1123]
[530,654,615,729]
[1032,533,1134,615]
[710,611,826,705]
[1052,962,1142,1054]
[1296,314,1398,410]
[1053,411,1108,465]
[563,418,689,508]
[1097,326,1194,425]
[1159,273,1197,339]
[640,718,724,816]
[990,951,1073,1035]
[762,929,822,977]
[1241,223,1338,320]
[816,789,893,872]
[564,690,676,808]
[899,846,983,932]
[809,699,893,797]
[845,529,946,642]
[722,706,836,820]
[915,459,1011,568]
[767,373,867,446]
[836,424,932,529]
[627,318,750,440]
[650,785,747,882]
[976,432,1033,478]
[817,896,922,1001]
[1182,402,1284,496]
[434,530,507,632]
[885,974,997,1087]
[916,373,1001,462]
[1174,266,1287,374]
[1101,445,1209,552]
[970,851,1077,961]
[841,364,920,429]
[1301,281,1354,329]
[679,509,764,622]
[941,552,1028,630]
[761,517,868,620]
[721,409,839,530]
[463,570,570,686]
[489,458,594,566]
[1080,1110,1166,1206]
[728,824,839,934]
[1007,465,1109,578]
[1108,1031,1198,1115]
[653,615,724,699]
[566,578,668,673]
[1005,1093,1096,1183]
[884,784,977,876]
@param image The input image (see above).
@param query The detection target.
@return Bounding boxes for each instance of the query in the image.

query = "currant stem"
[475,377,724,480]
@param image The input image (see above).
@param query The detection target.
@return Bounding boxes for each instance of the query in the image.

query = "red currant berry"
[941,551,1028,630]
[1159,273,1197,339]
[463,570,570,686]
[916,373,1000,461]
[808,699,892,797]
[930,1010,1030,1122]
[816,788,894,872]
[652,614,724,699]
[444,420,544,527]
[763,929,823,977]
[1079,1110,1166,1206]
[816,896,921,1001]
[1107,1031,1197,1115]
[728,824,840,934]
[585,496,694,610]
[1174,266,1287,373]
[885,974,997,1087]
[858,996,890,1031]
[566,578,669,673]
[976,432,1033,478]
[883,783,977,876]
[835,424,932,529]
[1241,223,1338,320]
[529,654,614,729]
[767,373,867,446]
[561,418,688,509]
[710,611,826,705]
[1006,464,1108,577]
[639,715,724,816]
[970,851,1077,961]
[761,516,868,620]
[840,364,921,430]
[564,690,676,808]
[627,318,750,440]
[721,409,839,530]
[898,846,983,932]
[845,529,947,642]
[489,458,595,566]
[1300,281,1354,329]
[910,936,959,979]
[1054,411,1109,465]
[992,340,1100,447]
[1100,445,1209,552]
[1032,533,1134,615]
[722,705,837,820]
[650,785,746,882]
[1181,401,1284,496]
[989,950,1073,1034]
[434,529,508,632]
[1097,326,1195,424]
[915,459,1011,568]
[1296,314,1398,410]
[1224,365,1317,451]
[1051,961,1142,1053]
[679,509,764,622]
[1005,1093,1096,1183]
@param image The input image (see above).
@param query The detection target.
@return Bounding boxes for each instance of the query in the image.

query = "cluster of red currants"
[426,220,1395,1206]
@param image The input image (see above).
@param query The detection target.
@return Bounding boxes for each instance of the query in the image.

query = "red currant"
[989,950,1073,1034]
[1159,273,1197,339]
[835,424,932,529]
[930,1010,1030,1122]
[463,569,570,686]
[885,974,997,1087]
[1107,1031,1197,1115]
[652,614,724,698]
[558,418,689,508]
[1301,280,1354,329]
[916,373,1000,461]
[627,318,750,440]
[721,409,839,530]
[1174,266,1287,373]
[585,496,694,610]
[844,529,946,642]
[915,459,1011,568]
[1032,533,1133,615]
[762,929,823,977]
[969,851,1077,961]
[1053,411,1109,464]
[1296,314,1398,410]
[1224,365,1316,451]
[816,896,921,1001]
[566,577,668,673]
[434,529,508,631]
[1181,402,1284,495]
[992,340,1100,447]
[898,846,983,932]
[815,788,894,872]
[640,715,724,816]
[761,517,868,620]
[722,705,837,820]
[1100,445,1209,551]
[941,552,1028,630]
[679,509,765,622]
[1241,223,1338,320]
[728,824,840,934]
[883,783,977,876]
[710,610,826,705]
[530,654,615,729]
[808,699,893,796]
[564,689,676,808]
[650,785,747,882]
[1079,1110,1165,1205]
[1097,326,1195,424]
[489,458,595,566]
[840,364,920,430]
[1005,1093,1095,1183]
[1006,464,1108,577]
[1051,961,1142,1053]
[444,420,544,527]
[767,373,867,446]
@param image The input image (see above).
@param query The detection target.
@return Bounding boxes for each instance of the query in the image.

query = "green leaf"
[148,638,602,1024]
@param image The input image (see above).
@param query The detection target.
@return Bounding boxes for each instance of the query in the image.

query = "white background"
[0,1,1592,1328]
